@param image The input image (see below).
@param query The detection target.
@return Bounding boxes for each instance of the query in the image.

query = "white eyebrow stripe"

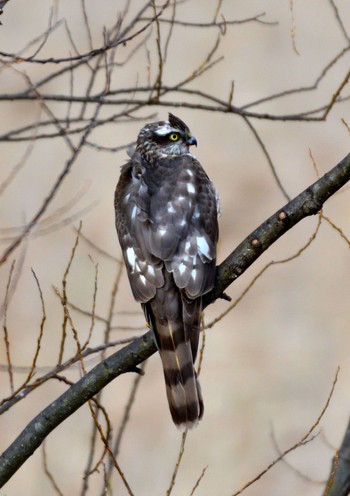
[154,123,179,136]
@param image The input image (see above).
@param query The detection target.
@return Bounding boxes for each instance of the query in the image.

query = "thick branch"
[204,151,350,305]
[324,417,350,496]
[0,333,157,488]
[1,152,350,488]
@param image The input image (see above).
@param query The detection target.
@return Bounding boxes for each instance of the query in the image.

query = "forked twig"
[231,368,339,495]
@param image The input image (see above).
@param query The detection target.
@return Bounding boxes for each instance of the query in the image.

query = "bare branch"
[0,103,101,266]
[231,368,339,495]
[166,431,188,496]
[1,261,15,394]
[0,1,170,64]
[140,12,277,28]
[203,151,350,307]
[324,418,350,495]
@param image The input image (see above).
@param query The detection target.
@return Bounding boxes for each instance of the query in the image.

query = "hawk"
[114,113,219,429]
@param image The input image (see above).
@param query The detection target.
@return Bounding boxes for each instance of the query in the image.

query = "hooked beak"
[187,135,197,147]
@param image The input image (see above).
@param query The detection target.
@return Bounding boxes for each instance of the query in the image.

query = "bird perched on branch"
[114,113,219,429]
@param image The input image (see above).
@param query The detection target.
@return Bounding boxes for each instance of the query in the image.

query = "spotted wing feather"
[114,153,164,302]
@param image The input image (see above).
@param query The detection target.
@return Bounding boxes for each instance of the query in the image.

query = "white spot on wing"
[215,188,221,217]
[191,269,197,281]
[147,265,155,277]
[126,247,136,269]
[178,263,187,275]
[186,169,194,177]
[159,227,167,236]
[197,236,210,257]
[131,205,138,221]
[193,207,200,219]
[139,274,147,285]
[167,203,176,214]
[187,183,195,194]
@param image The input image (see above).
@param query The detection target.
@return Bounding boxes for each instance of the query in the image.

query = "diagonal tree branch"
[0,152,350,489]
[204,151,350,306]
[324,416,350,496]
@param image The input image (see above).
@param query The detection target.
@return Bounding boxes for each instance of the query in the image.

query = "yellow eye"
[169,133,180,141]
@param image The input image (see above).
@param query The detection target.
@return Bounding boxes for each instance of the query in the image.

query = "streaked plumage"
[114,113,219,429]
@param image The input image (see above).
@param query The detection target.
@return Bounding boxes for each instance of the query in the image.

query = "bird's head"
[136,113,197,158]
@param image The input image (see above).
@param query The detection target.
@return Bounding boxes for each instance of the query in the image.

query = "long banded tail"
[158,320,203,429]
[142,281,203,429]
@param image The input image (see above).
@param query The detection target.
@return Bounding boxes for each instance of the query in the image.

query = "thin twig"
[2,261,15,393]
[0,103,102,265]
[166,431,188,496]
[42,441,64,496]
[190,465,208,495]
[103,363,145,492]
[231,368,339,495]
[0,1,170,64]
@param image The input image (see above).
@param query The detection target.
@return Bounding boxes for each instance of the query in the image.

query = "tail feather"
[142,272,203,429]
[160,325,203,429]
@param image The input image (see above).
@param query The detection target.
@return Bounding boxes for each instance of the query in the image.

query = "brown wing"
[114,151,218,428]
[115,151,218,301]
[114,153,164,302]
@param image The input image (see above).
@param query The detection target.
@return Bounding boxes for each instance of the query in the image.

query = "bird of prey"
[114,113,219,429]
